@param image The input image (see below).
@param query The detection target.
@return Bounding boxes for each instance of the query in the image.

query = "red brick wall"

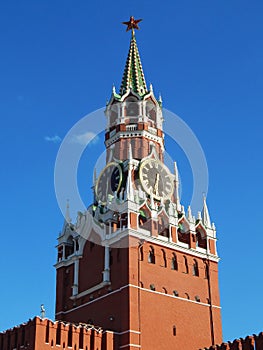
[0,317,114,350]
[200,332,263,350]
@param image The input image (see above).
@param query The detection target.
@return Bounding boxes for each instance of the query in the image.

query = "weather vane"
[122,16,142,34]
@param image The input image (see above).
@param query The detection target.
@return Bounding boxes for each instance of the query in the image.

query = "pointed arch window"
[65,235,74,258]
[173,290,179,297]
[196,229,207,249]
[171,253,178,271]
[148,246,155,264]
[193,259,199,277]
[183,256,189,274]
[150,284,155,291]
[146,100,156,122]
[161,249,167,267]
[126,97,139,117]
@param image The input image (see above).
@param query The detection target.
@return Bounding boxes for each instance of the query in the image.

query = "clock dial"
[95,162,122,204]
[139,158,174,200]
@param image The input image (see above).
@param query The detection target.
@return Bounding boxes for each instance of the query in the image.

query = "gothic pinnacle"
[65,199,71,223]
[202,196,212,228]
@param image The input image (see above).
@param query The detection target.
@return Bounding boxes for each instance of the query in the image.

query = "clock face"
[139,158,174,200]
[95,162,123,204]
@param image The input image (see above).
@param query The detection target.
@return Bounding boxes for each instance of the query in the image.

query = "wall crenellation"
[0,316,114,350]
[200,333,263,350]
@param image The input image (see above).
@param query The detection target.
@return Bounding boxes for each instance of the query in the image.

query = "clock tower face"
[139,158,174,200]
[95,162,123,204]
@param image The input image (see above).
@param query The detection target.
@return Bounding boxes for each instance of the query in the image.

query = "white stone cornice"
[105,129,164,149]
[100,228,219,261]
[54,254,82,269]
[70,281,111,300]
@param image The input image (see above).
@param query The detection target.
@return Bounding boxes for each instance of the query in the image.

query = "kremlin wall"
[1,316,263,349]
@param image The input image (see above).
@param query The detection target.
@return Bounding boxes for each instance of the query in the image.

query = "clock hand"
[153,173,160,196]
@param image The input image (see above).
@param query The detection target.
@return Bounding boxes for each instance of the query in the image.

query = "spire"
[65,199,71,223]
[202,196,212,228]
[187,206,193,222]
[174,162,180,208]
[120,17,147,96]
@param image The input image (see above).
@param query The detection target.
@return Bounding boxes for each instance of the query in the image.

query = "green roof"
[120,31,147,96]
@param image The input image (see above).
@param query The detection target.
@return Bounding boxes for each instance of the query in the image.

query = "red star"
[122,16,142,32]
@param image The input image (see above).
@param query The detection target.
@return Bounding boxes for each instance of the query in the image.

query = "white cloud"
[44,135,62,143]
[71,132,99,146]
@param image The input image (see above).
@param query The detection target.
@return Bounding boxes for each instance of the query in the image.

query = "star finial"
[122,16,142,32]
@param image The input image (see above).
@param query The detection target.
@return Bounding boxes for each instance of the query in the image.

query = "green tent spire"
[120,24,147,96]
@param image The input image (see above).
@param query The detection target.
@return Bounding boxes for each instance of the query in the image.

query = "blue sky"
[1,0,263,343]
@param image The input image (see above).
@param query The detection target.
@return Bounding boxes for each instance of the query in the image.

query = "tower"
[55,18,222,350]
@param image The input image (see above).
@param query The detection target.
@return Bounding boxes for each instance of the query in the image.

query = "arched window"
[158,217,169,237]
[126,97,139,117]
[173,290,179,297]
[173,325,177,336]
[148,246,155,264]
[150,284,155,291]
[65,236,74,258]
[162,287,167,294]
[196,229,207,249]
[161,249,167,267]
[185,293,190,300]
[146,100,156,122]
[195,295,201,302]
[171,253,178,270]
[183,256,189,274]
[193,259,199,277]
[109,104,118,125]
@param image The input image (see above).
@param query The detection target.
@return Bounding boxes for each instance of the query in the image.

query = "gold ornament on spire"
[122,16,142,32]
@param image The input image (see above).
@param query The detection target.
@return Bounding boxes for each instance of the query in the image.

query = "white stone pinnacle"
[202,196,212,228]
